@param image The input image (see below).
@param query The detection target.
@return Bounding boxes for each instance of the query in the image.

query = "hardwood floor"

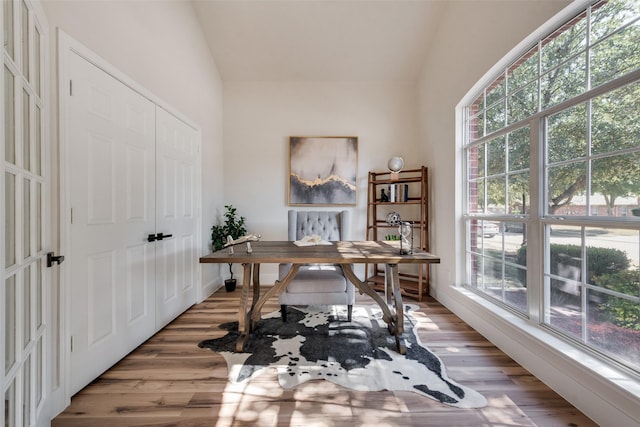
[52,288,596,427]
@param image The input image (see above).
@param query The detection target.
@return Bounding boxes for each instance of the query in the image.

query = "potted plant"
[211,205,247,292]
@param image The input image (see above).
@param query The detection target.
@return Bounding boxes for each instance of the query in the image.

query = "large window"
[463,0,640,373]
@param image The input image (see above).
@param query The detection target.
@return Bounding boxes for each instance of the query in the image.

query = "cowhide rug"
[198,304,487,409]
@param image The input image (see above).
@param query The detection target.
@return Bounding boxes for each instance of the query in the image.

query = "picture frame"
[288,136,358,206]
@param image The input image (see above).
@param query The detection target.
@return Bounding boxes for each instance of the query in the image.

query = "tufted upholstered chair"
[279,210,355,321]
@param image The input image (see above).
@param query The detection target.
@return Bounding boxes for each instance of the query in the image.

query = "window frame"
[460,0,640,374]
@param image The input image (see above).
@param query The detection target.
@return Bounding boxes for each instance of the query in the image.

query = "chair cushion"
[283,265,347,294]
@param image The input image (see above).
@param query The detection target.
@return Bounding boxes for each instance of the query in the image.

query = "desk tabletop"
[199,240,440,265]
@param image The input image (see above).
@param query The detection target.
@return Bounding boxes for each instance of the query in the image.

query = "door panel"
[67,51,156,395]
[126,243,153,323]
[158,238,178,301]
[86,133,115,224]
[87,250,116,345]
[125,145,148,222]
[155,107,198,329]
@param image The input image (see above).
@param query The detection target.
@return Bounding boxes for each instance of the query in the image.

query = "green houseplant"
[211,205,247,291]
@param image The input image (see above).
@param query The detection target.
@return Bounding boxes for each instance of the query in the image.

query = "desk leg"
[387,264,406,354]
[341,264,406,354]
[237,264,301,351]
[384,264,392,304]
[249,263,262,330]
[236,263,253,352]
[249,264,300,328]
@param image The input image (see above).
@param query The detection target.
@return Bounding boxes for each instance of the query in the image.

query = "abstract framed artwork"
[288,136,358,206]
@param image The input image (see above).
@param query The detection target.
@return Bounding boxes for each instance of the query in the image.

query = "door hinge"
[70,336,74,352]
[70,207,74,224]
[70,80,73,96]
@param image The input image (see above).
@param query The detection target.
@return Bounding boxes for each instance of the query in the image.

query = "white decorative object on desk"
[225,234,261,253]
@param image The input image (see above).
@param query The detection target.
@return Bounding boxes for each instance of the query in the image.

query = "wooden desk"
[199,240,440,354]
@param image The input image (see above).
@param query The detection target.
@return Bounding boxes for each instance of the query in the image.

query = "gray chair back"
[288,210,350,242]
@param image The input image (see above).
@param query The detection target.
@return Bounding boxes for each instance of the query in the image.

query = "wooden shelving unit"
[366,166,430,300]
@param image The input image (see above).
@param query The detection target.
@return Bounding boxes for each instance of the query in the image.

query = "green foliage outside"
[476,0,640,215]
[515,243,636,329]
[515,243,630,281]
[594,270,640,330]
[482,248,525,291]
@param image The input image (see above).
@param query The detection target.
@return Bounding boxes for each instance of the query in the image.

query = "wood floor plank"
[52,288,597,426]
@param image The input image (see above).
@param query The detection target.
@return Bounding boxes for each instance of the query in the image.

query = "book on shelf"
[387,184,409,202]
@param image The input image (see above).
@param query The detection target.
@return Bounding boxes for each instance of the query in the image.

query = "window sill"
[441,286,640,426]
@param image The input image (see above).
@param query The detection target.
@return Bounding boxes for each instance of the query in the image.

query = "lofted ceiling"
[192,0,447,82]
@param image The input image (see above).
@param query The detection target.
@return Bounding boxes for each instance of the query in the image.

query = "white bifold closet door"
[154,106,198,329]
[66,51,198,395]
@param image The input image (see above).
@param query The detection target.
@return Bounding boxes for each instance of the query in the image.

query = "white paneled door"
[155,107,198,329]
[2,1,51,426]
[65,48,200,396]
[67,52,157,395]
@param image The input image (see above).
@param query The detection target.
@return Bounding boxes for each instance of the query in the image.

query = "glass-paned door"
[2,1,50,426]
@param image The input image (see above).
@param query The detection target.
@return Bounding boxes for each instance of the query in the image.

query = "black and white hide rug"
[198,304,487,409]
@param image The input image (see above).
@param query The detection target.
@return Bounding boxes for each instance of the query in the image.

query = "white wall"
[42,0,224,414]
[222,81,421,280]
[418,1,639,425]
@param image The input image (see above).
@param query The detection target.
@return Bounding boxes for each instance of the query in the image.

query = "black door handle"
[46,252,65,267]
[148,233,173,242]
